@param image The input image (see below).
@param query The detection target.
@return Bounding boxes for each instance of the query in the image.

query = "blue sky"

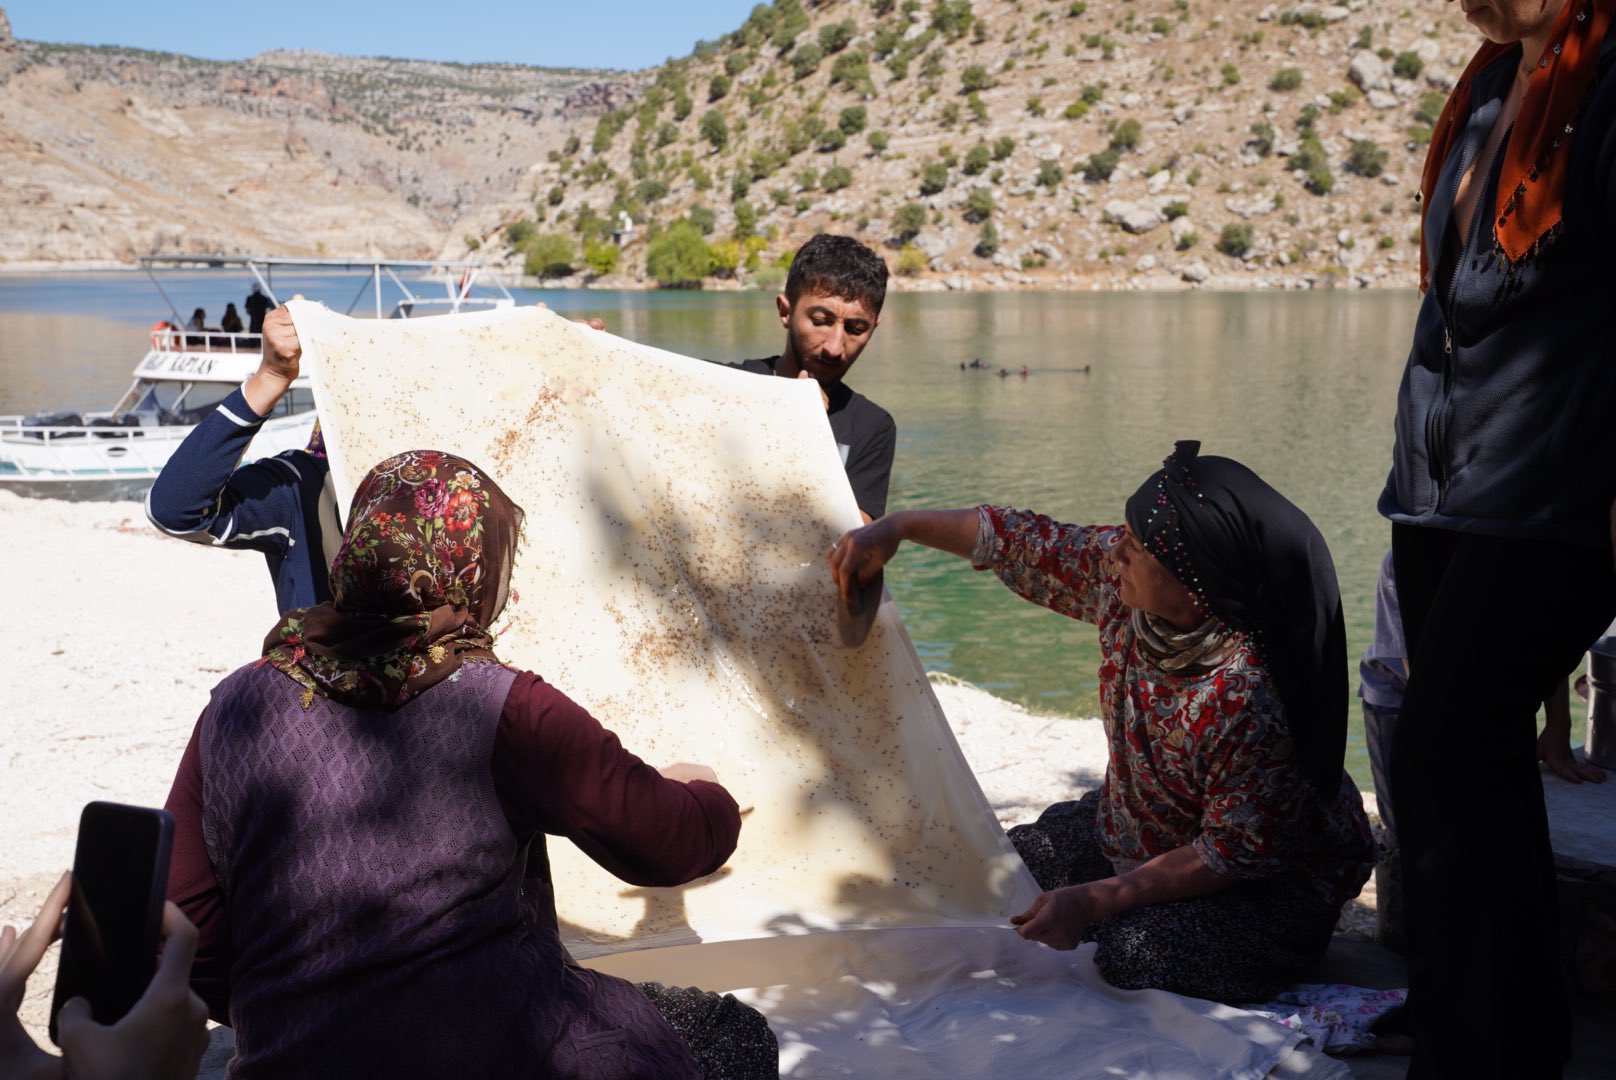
[5,1,764,71]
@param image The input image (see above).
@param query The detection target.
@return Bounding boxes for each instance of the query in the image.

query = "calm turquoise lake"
[0,272,1436,788]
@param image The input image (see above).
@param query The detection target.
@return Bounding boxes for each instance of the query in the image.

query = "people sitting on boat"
[245,284,273,334]
[219,303,243,334]
[187,308,206,332]
[163,449,777,1078]
[827,441,1374,1002]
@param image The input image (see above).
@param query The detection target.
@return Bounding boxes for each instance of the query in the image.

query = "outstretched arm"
[1012,845,1234,950]
[828,509,979,603]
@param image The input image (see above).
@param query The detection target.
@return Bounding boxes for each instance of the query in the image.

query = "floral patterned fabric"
[262,449,524,710]
[974,506,1373,909]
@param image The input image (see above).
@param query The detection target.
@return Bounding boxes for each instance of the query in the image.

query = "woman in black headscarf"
[829,442,1373,1002]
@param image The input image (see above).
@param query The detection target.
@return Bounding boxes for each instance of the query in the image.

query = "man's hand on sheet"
[1011,886,1099,951]
[796,369,830,411]
[659,762,719,785]
[244,302,303,415]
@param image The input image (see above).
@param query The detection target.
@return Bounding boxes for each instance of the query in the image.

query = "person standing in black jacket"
[1380,2,1616,1075]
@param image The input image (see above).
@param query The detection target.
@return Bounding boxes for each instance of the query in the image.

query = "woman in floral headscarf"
[829,442,1374,1004]
[1380,2,1616,1074]
[164,450,776,1079]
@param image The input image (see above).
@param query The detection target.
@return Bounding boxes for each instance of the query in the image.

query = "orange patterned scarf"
[1419,0,1614,290]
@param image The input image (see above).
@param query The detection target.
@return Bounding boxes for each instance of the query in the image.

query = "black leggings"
[1391,524,1616,1080]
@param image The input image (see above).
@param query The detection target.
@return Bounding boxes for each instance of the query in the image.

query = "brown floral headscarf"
[262,450,524,709]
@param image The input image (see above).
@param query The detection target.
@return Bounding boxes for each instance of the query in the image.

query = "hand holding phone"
[1,869,208,1080]
[56,901,210,1080]
[50,802,175,1044]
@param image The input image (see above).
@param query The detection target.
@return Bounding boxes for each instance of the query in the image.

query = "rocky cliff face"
[0,9,641,264]
[469,0,1482,292]
[0,1,1491,290]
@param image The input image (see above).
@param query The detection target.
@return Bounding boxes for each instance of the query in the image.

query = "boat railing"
[0,414,180,476]
[151,326,264,354]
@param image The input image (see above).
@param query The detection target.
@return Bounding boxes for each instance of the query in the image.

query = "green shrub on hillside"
[920,162,950,195]
[822,165,854,192]
[893,202,928,240]
[1110,118,1142,152]
[839,105,868,134]
[895,243,929,276]
[868,130,890,154]
[1289,136,1335,194]
[1393,51,1424,79]
[699,110,729,151]
[583,240,619,277]
[961,65,993,93]
[1269,67,1303,92]
[932,0,975,39]
[964,186,994,221]
[963,144,991,174]
[992,135,1016,160]
[522,233,575,278]
[830,51,870,90]
[505,220,535,248]
[1249,121,1276,157]
[819,19,858,53]
[688,205,718,234]
[792,43,824,80]
[708,75,731,102]
[1083,148,1119,181]
[1036,160,1064,188]
[975,219,1000,257]
[819,127,847,152]
[1346,139,1388,178]
[771,0,810,52]
[1217,222,1254,258]
[733,200,758,237]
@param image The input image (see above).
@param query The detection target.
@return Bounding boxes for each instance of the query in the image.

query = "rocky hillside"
[468,0,1476,291]
[0,7,638,263]
[1,1,1486,290]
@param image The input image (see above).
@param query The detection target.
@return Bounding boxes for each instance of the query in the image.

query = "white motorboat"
[0,256,514,500]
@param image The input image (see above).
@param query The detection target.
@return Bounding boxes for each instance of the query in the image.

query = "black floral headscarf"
[1125,440,1348,798]
[263,450,524,710]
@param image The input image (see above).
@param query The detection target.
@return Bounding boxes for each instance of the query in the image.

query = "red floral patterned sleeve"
[971,506,1127,628]
[1188,676,1311,880]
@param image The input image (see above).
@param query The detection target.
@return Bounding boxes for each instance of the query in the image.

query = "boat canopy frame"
[136,255,513,325]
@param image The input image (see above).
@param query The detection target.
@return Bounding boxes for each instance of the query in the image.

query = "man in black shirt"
[730,234,895,522]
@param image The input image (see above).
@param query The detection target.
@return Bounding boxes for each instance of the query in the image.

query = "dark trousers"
[1390,524,1616,1079]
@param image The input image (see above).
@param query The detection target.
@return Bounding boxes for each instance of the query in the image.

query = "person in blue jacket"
[146,304,337,612]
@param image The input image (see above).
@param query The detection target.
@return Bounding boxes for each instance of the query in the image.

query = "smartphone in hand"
[48,801,174,1045]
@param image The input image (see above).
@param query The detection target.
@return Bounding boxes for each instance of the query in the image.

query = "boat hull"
[0,411,318,502]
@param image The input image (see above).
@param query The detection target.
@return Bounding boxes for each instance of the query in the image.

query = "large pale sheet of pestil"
[290,301,1320,1079]
[291,300,1040,950]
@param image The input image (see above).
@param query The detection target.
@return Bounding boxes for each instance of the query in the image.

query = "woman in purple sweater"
[164,450,776,1078]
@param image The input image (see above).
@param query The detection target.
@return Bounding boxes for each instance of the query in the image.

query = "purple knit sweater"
[199,660,699,1079]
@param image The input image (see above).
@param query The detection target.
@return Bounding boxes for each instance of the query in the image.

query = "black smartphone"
[48,801,175,1045]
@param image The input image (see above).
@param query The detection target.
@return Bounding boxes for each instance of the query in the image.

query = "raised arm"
[491,673,741,888]
[146,305,305,546]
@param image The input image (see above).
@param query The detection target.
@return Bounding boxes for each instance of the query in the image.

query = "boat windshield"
[106,380,243,426]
